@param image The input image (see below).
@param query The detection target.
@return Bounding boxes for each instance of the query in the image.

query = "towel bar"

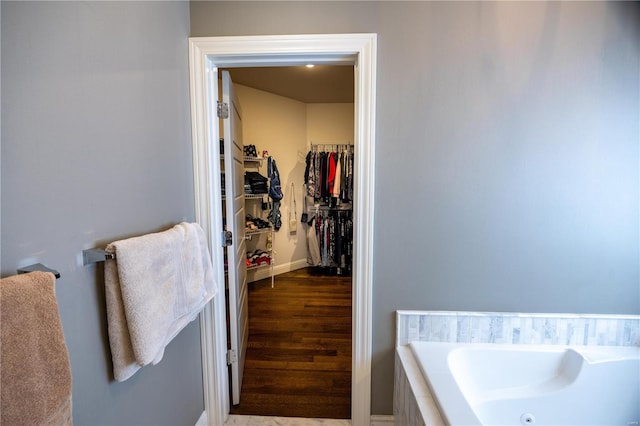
[82,248,115,265]
[17,263,61,279]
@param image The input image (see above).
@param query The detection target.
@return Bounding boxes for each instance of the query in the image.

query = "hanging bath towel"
[0,272,73,426]
[104,222,217,381]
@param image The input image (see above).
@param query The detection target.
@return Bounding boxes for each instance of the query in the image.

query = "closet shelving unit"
[239,155,275,286]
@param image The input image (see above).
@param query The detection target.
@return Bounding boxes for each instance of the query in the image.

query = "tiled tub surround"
[396,311,640,347]
[393,311,640,426]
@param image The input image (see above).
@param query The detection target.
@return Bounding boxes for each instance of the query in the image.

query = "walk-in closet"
[220,66,355,418]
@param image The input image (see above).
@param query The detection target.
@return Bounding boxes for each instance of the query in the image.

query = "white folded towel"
[104,222,217,381]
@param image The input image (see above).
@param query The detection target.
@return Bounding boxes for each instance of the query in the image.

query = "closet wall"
[307,104,354,143]
[235,84,354,281]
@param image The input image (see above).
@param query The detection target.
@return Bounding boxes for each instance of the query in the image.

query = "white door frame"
[188,34,376,426]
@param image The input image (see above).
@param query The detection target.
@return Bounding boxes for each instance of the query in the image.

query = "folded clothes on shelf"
[246,249,271,267]
[244,171,268,194]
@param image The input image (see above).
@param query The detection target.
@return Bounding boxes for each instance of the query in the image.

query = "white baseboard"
[371,415,395,426]
[247,258,308,282]
[195,411,207,426]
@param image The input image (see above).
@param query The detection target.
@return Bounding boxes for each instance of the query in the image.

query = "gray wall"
[190,1,640,415]
[2,2,203,424]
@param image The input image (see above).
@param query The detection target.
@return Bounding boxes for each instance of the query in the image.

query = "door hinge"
[217,101,229,119]
[222,230,233,247]
[226,349,237,365]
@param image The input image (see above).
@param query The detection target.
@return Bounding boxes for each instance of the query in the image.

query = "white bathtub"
[407,341,640,426]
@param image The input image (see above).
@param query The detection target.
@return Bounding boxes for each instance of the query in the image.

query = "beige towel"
[0,271,72,426]
[105,222,217,381]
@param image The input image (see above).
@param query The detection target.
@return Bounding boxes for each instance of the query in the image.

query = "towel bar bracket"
[17,263,61,279]
[82,248,115,265]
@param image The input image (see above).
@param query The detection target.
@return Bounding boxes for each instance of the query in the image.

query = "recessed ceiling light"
[305,64,315,68]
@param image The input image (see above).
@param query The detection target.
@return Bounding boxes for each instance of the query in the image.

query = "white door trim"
[188,34,376,426]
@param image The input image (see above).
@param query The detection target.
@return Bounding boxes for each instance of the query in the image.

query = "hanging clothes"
[304,145,354,205]
[303,144,354,275]
[268,202,281,231]
[306,216,321,266]
[305,209,353,275]
[332,154,341,199]
[305,151,315,198]
[267,156,283,231]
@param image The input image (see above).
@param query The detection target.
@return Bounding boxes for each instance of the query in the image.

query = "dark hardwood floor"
[229,268,352,419]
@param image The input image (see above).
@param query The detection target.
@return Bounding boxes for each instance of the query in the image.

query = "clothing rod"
[17,263,61,279]
[309,141,351,145]
[82,248,115,265]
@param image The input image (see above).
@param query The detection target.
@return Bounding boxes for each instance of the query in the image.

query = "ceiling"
[227,65,354,104]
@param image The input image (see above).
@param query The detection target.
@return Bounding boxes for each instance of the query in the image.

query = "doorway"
[224,66,355,418]
[188,34,376,426]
